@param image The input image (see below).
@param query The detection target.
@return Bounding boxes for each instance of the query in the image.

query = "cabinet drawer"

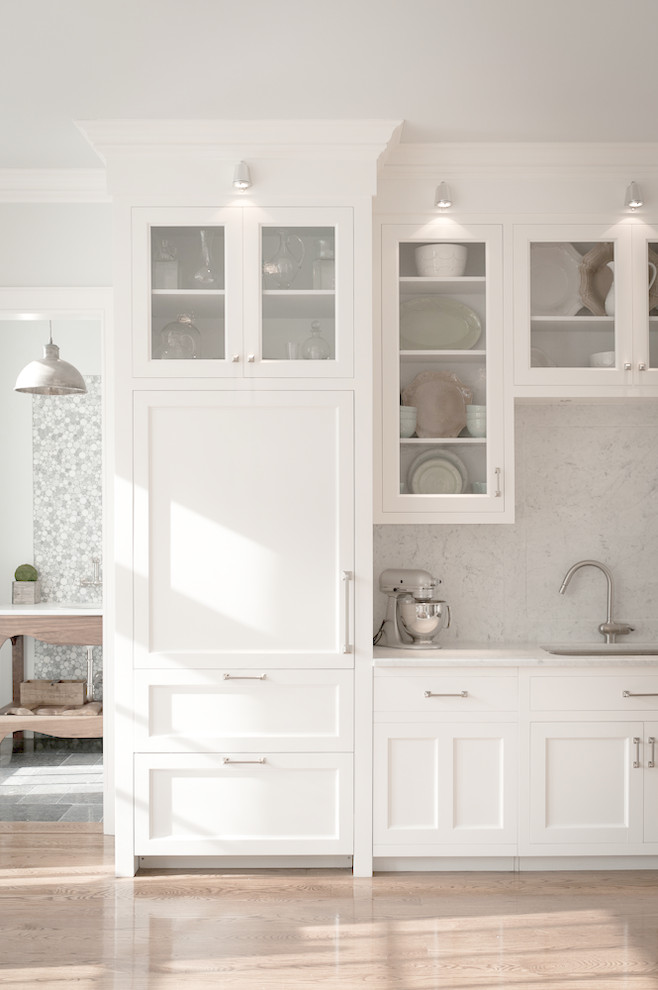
[529,674,658,712]
[374,672,518,715]
[134,752,353,856]
[134,669,353,752]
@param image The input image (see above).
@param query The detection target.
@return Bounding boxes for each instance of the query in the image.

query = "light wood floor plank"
[1,834,658,988]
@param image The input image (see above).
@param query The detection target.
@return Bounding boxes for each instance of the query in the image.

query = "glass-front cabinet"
[514,223,658,390]
[379,223,510,521]
[132,206,353,378]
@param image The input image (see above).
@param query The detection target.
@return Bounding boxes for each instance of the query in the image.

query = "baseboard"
[374,855,658,872]
[137,855,354,871]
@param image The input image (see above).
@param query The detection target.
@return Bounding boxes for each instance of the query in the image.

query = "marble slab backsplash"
[374,400,658,646]
[32,376,103,697]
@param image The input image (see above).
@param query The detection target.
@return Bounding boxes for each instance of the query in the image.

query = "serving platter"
[530,242,583,316]
[401,371,473,438]
[400,295,482,350]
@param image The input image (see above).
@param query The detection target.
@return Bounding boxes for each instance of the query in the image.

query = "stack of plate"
[407,449,469,495]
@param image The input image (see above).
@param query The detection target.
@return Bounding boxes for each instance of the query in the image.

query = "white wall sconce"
[233,161,252,190]
[434,181,453,209]
[625,181,643,211]
[14,321,86,396]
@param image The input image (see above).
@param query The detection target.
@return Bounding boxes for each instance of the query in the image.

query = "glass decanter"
[193,230,218,287]
[158,314,202,360]
[301,320,330,360]
[262,229,306,289]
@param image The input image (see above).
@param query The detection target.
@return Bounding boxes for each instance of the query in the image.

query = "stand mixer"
[377,568,450,649]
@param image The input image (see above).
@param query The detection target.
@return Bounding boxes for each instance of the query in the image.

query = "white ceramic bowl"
[400,406,417,438]
[589,351,616,368]
[414,243,468,277]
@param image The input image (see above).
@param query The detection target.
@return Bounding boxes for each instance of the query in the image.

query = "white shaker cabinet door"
[133,391,354,667]
[527,721,644,850]
[373,722,517,855]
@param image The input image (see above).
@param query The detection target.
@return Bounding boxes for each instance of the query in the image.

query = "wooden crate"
[20,679,86,707]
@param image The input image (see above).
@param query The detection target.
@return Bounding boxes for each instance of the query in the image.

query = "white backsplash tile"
[374,400,658,646]
[32,377,103,696]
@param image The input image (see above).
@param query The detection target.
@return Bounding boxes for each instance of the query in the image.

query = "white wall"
[374,400,658,647]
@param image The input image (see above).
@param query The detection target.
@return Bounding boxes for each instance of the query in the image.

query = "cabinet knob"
[231,354,240,363]
[624,362,632,371]
[247,354,255,363]
[639,362,647,371]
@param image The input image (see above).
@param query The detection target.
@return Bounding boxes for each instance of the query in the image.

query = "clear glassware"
[262,229,306,289]
[193,230,218,287]
[158,314,202,359]
[301,320,330,360]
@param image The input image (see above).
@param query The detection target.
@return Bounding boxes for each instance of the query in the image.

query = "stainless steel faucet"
[559,559,634,644]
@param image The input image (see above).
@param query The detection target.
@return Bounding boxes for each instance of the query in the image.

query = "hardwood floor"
[1,831,658,989]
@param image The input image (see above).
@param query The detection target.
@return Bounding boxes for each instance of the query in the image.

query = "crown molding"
[0,169,109,203]
[76,119,403,163]
[382,141,658,178]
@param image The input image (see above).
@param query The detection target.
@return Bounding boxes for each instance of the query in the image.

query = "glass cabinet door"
[379,224,508,521]
[514,224,632,388]
[133,208,242,377]
[243,207,353,378]
[632,227,658,386]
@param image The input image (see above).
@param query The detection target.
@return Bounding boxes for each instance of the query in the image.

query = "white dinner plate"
[530,242,583,316]
[407,449,469,494]
[400,296,482,350]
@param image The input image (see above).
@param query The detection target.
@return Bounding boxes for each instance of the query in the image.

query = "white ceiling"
[4,0,658,169]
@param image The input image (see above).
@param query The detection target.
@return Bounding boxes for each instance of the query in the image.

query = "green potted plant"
[12,563,40,604]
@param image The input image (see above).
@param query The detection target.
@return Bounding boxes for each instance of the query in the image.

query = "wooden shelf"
[0,707,102,745]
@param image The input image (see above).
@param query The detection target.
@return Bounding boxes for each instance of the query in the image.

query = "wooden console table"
[0,605,103,745]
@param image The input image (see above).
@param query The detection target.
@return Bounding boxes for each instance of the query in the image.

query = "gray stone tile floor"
[0,736,103,822]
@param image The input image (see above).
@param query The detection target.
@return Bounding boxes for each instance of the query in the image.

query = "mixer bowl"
[398,599,450,646]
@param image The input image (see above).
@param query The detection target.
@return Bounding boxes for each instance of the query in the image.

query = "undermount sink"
[542,644,658,657]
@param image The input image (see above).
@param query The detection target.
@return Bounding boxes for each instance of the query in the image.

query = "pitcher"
[605,260,657,316]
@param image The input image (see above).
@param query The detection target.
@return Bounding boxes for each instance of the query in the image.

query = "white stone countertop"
[0,604,103,616]
[373,643,658,666]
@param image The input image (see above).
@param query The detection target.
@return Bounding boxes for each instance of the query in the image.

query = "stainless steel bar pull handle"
[223,757,266,765]
[633,736,641,768]
[342,570,353,654]
[649,737,656,769]
[223,673,267,680]
[623,690,658,697]
[494,467,502,498]
[424,690,468,698]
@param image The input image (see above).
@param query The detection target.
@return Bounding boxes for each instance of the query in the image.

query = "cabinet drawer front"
[134,669,353,752]
[530,674,658,711]
[134,753,353,856]
[374,673,517,714]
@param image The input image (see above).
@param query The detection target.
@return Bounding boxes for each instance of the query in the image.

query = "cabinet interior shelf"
[400,437,486,445]
[531,316,613,329]
[400,349,486,362]
[262,291,335,319]
[152,290,225,320]
[400,277,485,295]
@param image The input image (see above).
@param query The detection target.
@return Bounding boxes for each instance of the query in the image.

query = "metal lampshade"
[14,323,87,396]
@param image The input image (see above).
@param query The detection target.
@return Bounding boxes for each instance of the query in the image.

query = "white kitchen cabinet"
[523,669,658,855]
[133,668,354,753]
[373,721,517,855]
[373,669,518,856]
[132,206,354,378]
[377,222,513,523]
[134,752,353,856]
[513,222,658,393]
[132,390,354,669]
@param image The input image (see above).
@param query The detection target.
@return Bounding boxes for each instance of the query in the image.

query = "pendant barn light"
[233,161,252,190]
[625,180,643,211]
[434,181,453,209]
[14,322,87,395]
